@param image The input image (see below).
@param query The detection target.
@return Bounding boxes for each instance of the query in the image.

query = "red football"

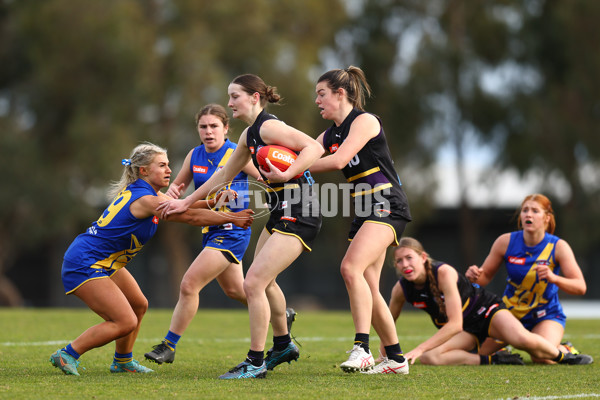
[256,145,302,179]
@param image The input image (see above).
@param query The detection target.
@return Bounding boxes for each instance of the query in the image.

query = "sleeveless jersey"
[322,108,411,221]
[190,139,250,234]
[246,110,317,211]
[63,179,159,270]
[502,231,563,321]
[400,261,500,329]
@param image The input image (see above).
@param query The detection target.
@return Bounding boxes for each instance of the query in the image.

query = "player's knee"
[340,260,359,284]
[243,277,264,299]
[131,296,148,319]
[420,351,440,365]
[223,286,245,302]
[115,313,138,337]
[179,277,199,297]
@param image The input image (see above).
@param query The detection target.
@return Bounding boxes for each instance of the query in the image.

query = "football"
[256,145,302,179]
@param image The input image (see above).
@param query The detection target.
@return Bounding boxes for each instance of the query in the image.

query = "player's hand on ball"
[260,158,288,183]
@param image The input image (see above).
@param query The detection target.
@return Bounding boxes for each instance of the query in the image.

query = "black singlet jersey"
[322,108,411,221]
[246,110,318,212]
[400,261,501,329]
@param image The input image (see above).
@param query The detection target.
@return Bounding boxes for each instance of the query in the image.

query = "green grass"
[0,308,598,400]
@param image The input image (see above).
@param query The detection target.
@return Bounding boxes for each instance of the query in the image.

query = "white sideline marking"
[497,394,600,400]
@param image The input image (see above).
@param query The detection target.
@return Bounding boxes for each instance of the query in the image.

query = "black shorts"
[348,207,409,245]
[265,201,322,252]
[463,291,506,347]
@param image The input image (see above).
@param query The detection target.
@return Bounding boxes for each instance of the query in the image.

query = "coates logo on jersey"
[249,146,255,155]
[329,144,339,153]
[508,256,526,265]
[193,165,208,174]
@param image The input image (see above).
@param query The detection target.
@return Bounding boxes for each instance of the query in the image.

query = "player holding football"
[309,66,412,374]
[158,74,323,379]
[144,104,261,365]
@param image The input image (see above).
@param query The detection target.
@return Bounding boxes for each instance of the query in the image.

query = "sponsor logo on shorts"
[280,216,297,223]
[193,165,208,174]
[508,256,526,265]
[535,309,547,318]
[485,303,499,318]
[152,216,159,224]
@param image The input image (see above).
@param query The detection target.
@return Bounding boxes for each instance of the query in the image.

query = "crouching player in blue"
[381,237,593,366]
[49,142,253,376]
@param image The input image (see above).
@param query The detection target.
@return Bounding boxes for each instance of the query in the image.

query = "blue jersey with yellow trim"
[322,108,411,221]
[63,179,159,271]
[190,139,250,234]
[502,231,562,321]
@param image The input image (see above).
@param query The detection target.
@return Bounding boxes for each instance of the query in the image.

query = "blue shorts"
[516,304,567,330]
[61,259,118,294]
[202,228,251,264]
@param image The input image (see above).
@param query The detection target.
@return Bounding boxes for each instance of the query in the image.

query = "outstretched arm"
[158,131,252,217]
[132,193,253,229]
[404,265,464,365]
[257,119,324,183]
[310,113,379,174]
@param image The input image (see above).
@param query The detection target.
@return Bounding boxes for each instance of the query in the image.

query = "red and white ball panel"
[256,145,302,179]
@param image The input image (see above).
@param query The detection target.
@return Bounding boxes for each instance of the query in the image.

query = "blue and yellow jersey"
[502,231,562,321]
[190,139,250,234]
[63,179,159,271]
[322,108,411,221]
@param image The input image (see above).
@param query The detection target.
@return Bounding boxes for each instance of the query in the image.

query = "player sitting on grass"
[380,237,593,366]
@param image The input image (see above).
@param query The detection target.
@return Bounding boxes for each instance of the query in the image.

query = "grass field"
[0,308,598,400]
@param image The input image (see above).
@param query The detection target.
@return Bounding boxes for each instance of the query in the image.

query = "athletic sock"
[354,333,370,353]
[63,343,80,360]
[480,355,491,365]
[246,349,264,367]
[384,343,406,363]
[164,330,181,350]
[553,351,565,363]
[273,334,291,351]
[114,351,133,364]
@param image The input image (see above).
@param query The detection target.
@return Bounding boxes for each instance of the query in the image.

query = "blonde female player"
[158,74,323,379]
[310,66,411,374]
[50,143,253,376]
